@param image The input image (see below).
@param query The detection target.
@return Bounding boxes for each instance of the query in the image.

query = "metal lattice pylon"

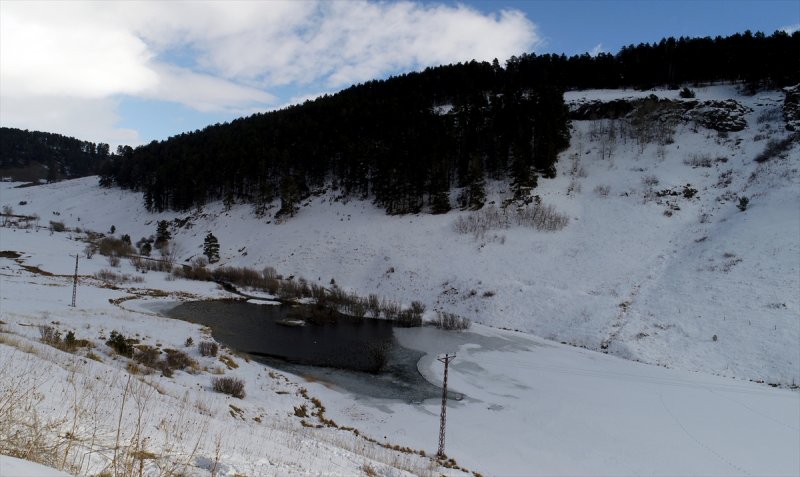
[70,254,79,307]
[437,353,456,458]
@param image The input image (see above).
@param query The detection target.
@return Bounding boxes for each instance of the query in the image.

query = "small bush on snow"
[133,345,161,368]
[754,134,798,163]
[164,349,195,370]
[212,376,246,399]
[97,237,135,257]
[106,330,136,358]
[198,341,219,357]
[737,196,749,211]
[38,325,61,345]
[594,185,611,197]
[433,312,471,330]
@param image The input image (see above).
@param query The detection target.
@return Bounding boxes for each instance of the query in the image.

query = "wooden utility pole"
[70,254,79,307]
[437,353,456,458]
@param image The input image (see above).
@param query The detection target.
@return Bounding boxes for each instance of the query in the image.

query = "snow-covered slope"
[0,85,798,476]
[3,85,796,385]
[0,209,797,477]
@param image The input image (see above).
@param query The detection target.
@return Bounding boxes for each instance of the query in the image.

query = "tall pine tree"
[203,233,220,263]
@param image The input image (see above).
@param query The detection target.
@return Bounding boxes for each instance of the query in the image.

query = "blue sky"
[1,1,797,147]
[469,0,798,56]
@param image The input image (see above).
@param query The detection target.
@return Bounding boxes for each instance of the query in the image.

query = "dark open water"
[166,300,442,401]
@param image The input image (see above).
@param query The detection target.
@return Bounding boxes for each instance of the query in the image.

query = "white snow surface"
[0,455,73,477]
[1,85,798,476]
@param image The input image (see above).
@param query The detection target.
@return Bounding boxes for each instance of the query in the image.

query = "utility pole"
[437,353,456,458]
[70,254,79,307]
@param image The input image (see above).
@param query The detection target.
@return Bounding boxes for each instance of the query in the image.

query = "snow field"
[0,85,798,475]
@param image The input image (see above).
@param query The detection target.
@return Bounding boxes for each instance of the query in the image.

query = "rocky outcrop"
[687,99,751,132]
[568,94,752,132]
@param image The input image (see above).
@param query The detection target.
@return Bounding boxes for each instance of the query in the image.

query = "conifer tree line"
[94,30,798,215]
[0,127,113,181]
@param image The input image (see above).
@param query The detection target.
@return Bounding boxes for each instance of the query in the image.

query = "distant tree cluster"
[0,127,113,181]
[509,30,798,92]
[98,30,798,216]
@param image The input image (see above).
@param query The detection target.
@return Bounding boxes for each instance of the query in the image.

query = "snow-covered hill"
[4,85,797,385]
[1,84,798,477]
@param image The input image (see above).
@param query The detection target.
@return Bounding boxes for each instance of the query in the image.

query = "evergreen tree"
[203,233,220,263]
[277,175,300,218]
[155,220,171,248]
[463,154,486,210]
[430,190,451,214]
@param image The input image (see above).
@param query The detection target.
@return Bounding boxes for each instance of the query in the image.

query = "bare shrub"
[642,175,660,187]
[107,253,121,267]
[159,362,174,378]
[310,283,326,302]
[159,242,182,265]
[754,134,798,163]
[362,463,379,477]
[212,266,262,288]
[264,276,281,294]
[211,377,245,399]
[684,154,713,168]
[296,278,312,298]
[594,185,611,197]
[340,294,367,318]
[198,341,219,357]
[94,269,144,285]
[97,237,135,257]
[219,355,238,370]
[49,221,66,232]
[395,309,422,328]
[433,312,471,331]
[277,279,303,299]
[133,345,161,368]
[262,266,277,280]
[381,300,400,320]
[515,204,570,231]
[367,294,381,317]
[173,258,211,281]
[129,256,172,273]
[164,349,195,370]
[39,325,61,345]
[454,203,569,238]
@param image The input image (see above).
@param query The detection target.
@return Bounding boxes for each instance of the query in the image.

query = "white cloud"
[780,23,800,34]
[141,65,275,113]
[0,9,157,99]
[0,95,140,147]
[0,1,540,144]
[590,43,604,57]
